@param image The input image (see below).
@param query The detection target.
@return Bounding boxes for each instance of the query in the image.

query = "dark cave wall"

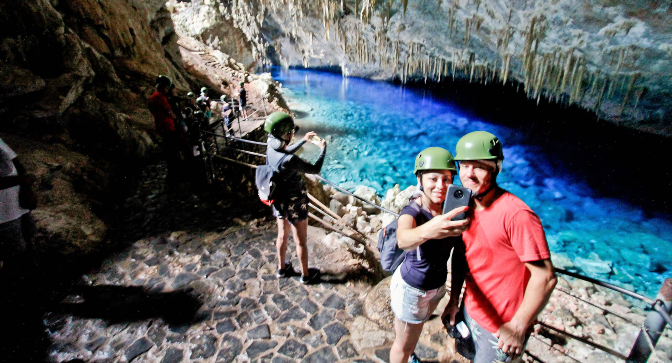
[0,0,193,258]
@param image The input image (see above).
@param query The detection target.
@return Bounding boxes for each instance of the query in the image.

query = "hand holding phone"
[443,185,472,220]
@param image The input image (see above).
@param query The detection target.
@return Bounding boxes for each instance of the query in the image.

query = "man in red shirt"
[448,131,556,363]
[149,75,181,181]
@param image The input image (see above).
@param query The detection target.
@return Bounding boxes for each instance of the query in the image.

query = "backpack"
[377,201,426,274]
[255,154,289,206]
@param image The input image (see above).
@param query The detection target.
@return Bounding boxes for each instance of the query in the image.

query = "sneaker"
[276,261,294,278]
[410,353,423,363]
[300,268,320,285]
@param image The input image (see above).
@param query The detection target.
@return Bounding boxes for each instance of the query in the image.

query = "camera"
[454,190,464,199]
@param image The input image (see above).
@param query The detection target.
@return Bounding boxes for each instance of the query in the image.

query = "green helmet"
[187,92,195,98]
[194,110,204,118]
[239,81,245,86]
[220,95,227,101]
[413,147,456,174]
[156,75,172,88]
[200,87,207,93]
[264,112,295,137]
[454,131,504,161]
[183,107,193,116]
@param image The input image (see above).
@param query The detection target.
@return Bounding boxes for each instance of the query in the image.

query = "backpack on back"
[377,201,426,274]
[256,154,288,206]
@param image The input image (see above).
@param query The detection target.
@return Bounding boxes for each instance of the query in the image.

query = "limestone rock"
[348,316,394,350]
[363,276,394,330]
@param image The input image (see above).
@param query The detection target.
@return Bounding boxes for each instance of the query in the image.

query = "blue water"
[270,67,672,299]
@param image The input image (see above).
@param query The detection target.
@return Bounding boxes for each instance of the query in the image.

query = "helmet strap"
[473,171,498,201]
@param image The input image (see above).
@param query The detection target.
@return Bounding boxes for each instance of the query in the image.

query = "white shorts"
[389,268,446,324]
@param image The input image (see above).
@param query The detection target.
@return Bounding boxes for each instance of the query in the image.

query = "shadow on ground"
[0,162,267,363]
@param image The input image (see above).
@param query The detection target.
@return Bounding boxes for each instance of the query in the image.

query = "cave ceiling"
[172,0,672,134]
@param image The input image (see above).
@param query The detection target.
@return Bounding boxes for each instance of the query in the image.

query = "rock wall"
[0,0,195,258]
[171,0,672,136]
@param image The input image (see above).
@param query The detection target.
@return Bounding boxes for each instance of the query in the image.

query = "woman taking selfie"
[389,147,469,363]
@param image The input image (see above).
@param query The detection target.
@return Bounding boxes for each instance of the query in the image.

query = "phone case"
[442,185,472,220]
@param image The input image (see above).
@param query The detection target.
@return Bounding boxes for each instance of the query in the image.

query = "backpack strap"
[271,153,289,173]
[396,200,429,269]
[408,200,428,261]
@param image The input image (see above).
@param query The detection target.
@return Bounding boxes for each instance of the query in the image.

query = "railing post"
[627,278,672,362]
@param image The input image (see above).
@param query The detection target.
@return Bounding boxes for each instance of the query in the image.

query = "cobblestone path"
[35,163,453,363]
[45,223,418,363]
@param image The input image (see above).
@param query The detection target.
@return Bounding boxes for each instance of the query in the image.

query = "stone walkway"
[37,162,456,363]
[45,222,416,363]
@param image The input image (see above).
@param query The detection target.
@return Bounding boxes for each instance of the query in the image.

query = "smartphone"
[312,136,321,142]
[442,185,472,220]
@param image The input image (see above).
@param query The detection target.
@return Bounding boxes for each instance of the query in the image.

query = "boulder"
[332,192,351,206]
[354,186,381,205]
[329,199,345,217]
[575,254,612,276]
[363,276,394,330]
[550,252,575,270]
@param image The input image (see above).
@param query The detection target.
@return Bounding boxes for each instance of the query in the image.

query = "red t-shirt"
[463,191,550,333]
[148,91,175,133]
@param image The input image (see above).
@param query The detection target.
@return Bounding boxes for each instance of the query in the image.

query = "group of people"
[260,110,556,363]
[147,72,557,362]
[148,75,248,182]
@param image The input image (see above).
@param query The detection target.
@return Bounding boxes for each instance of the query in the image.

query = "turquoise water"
[271,67,672,299]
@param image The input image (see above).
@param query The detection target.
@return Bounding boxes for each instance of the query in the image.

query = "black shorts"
[272,190,308,224]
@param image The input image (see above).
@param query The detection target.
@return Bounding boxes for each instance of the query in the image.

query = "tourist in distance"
[186,92,197,109]
[220,95,234,136]
[0,137,36,271]
[265,112,326,284]
[238,81,248,120]
[389,147,470,363]
[148,75,181,183]
[197,87,212,120]
[451,131,556,363]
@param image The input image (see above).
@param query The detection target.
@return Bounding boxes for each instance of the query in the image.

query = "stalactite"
[594,77,608,114]
[559,48,574,95]
[570,59,585,105]
[634,86,647,111]
[464,18,471,44]
[469,53,476,82]
[501,54,510,85]
[448,6,456,38]
[619,73,639,115]
[473,0,481,12]
[589,70,600,97]
[402,0,408,16]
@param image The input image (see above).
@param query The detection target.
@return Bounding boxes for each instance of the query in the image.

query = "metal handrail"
[555,268,655,305]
